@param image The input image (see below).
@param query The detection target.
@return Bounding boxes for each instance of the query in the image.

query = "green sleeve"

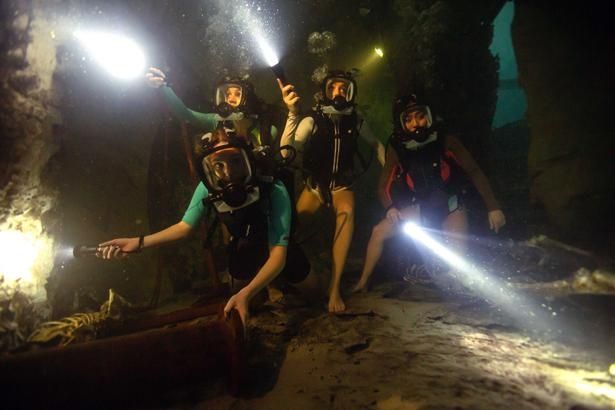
[267,180,291,247]
[182,183,209,226]
[271,125,278,141]
[160,86,218,131]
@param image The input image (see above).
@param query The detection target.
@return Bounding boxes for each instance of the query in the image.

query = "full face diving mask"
[399,105,434,143]
[214,82,247,121]
[201,144,256,208]
[323,76,356,112]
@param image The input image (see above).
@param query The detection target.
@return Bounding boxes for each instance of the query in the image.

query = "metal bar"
[0,309,245,406]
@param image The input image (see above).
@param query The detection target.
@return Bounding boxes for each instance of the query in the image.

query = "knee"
[371,220,391,240]
[335,203,355,220]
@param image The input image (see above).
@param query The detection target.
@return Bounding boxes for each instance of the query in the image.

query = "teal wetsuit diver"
[98,129,309,327]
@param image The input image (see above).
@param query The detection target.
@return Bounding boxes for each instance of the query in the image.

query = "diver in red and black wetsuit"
[352,94,506,292]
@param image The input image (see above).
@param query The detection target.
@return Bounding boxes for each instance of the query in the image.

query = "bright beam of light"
[55,245,75,264]
[0,230,42,284]
[74,30,146,79]
[374,47,384,58]
[403,222,555,331]
[403,223,471,271]
[236,3,279,67]
[254,32,279,66]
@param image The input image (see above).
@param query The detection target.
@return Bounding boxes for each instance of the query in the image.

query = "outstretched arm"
[98,221,193,259]
[224,245,287,328]
[146,67,217,131]
[99,182,210,259]
[159,86,218,130]
[224,180,291,328]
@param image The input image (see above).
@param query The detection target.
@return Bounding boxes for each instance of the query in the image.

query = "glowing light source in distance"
[74,30,146,79]
[0,230,41,283]
[374,47,384,58]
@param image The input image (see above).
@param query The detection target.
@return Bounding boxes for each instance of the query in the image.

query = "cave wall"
[380,0,505,157]
[0,0,61,301]
[512,1,615,249]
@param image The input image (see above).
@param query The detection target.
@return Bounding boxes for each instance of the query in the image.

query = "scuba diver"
[97,128,310,328]
[145,67,276,147]
[146,67,287,301]
[278,70,385,313]
[352,94,506,293]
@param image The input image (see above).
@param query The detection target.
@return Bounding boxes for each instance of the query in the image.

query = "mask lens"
[203,147,251,188]
[401,106,431,132]
[216,83,243,107]
[325,78,352,102]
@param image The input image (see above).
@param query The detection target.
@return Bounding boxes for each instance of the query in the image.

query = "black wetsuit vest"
[303,110,359,193]
[388,130,462,207]
[209,183,309,283]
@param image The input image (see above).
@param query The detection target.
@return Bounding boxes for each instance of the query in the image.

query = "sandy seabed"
[177,278,615,410]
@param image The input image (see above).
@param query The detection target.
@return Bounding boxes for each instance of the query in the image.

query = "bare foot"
[266,285,284,304]
[328,292,346,313]
[351,282,368,293]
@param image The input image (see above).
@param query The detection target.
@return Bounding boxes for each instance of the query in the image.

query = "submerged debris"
[512,267,615,297]
[311,64,329,85]
[28,288,132,346]
[0,278,49,354]
[307,31,337,56]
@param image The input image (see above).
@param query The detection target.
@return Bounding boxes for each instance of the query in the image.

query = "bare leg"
[353,205,420,292]
[295,186,322,242]
[328,190,355,312]
[441,209,469,253]
[352,218,396,292]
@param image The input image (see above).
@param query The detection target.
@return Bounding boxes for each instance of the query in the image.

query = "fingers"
[496,216,506,233]
[238,309,248,331]
[223,299,233,319]
[387,209,401,224]
[148,67,165,78]
[98,244,124,259]
[489,213,506,234]
[279,82,295,96]
[145,67,166,88]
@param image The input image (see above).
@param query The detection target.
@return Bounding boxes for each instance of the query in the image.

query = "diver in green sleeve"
[145,67,278,147]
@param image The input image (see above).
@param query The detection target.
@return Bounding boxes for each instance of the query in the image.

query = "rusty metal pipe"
[0,309,245,406]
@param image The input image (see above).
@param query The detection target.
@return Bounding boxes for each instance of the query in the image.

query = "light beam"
[0,230,42,284]
[403,222,555,331]
[74,30,146,80]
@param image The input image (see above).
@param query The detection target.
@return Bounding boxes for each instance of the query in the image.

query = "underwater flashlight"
[73,245,100,258]
[374,47,384,58]
[270,63,287,85]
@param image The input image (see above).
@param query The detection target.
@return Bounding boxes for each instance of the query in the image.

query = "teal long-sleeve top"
[159,85,278,146]
[182,180,291,247]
